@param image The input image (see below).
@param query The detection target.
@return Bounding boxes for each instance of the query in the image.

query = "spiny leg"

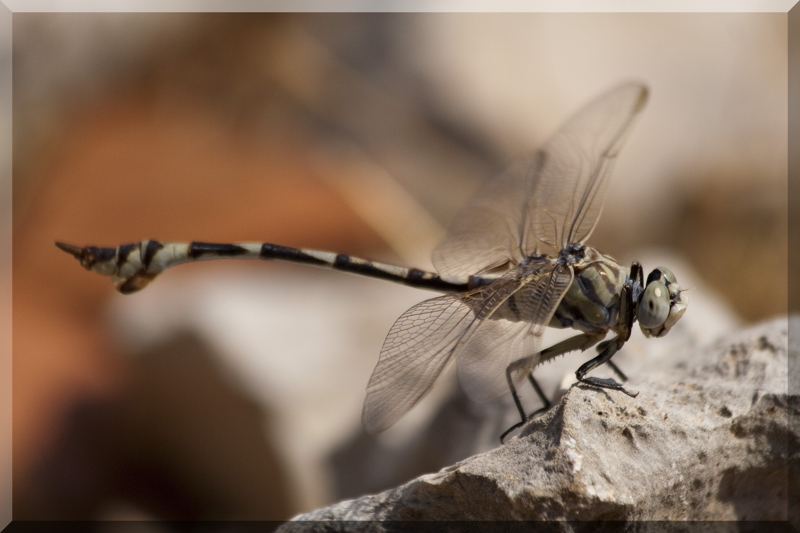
[592,340,629,382]
[501,372,527,443]
[527,374,551,413]
[574,336,638,397]
[575,272,639,396]
[499,374,552,443]
[606,359,628,382]
[501,332,604,443]
[603,261,641,384]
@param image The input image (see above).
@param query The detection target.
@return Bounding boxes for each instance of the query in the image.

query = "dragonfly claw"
[55,241,85,259]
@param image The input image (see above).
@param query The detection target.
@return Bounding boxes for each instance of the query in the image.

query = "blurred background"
[10,12,786,522]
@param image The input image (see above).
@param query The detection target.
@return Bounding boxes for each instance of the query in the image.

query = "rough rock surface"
[281,316,794,526]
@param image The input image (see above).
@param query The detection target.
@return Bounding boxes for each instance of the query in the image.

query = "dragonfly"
[57,82,688,442]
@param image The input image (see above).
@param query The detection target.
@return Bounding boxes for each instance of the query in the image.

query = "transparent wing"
[361,269,530,434]
[431,155,536,276]
[525,83,648,250]
[433,83,648,277]
[456,263,574,404]
[362,295,470,435]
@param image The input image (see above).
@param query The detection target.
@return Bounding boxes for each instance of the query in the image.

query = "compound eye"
[658,267,677,287]
[646,267,675,287]
[638,281,670,328]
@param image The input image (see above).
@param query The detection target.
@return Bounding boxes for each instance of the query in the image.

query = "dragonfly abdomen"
[56,240,472,294]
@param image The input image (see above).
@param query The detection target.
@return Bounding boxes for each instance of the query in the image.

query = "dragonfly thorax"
[558,243,587,265]
[546,247,627,333]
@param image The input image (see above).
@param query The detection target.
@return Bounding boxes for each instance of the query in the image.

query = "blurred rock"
[115,331,297,520]
[15,332,297,520]
[285,316,791,524]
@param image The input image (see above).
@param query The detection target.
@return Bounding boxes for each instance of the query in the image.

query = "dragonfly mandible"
[57,82,688,442]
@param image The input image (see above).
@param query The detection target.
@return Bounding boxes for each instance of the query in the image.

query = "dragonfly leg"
[594,340,629,381]
[575,336,639,397]
[500,373,552,443]
[575,272,637,392]
[606,359,628,382]
[527,374,551,412]
[501,371,528,443]
[501,332,604,443]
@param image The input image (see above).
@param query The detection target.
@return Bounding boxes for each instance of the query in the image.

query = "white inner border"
[0,0,796,528]
[2,0,798,13]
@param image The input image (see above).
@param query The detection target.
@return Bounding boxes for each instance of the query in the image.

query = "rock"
[281,316,792,526]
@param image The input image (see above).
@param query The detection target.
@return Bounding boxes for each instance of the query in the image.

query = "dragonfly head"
[637,267,688,338]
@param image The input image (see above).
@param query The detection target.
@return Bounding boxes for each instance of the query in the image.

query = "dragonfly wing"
[433,84,648,277]
[525,83,649,250]
[362,268,530,434]
[456,262,574,404]
[432,156,534,277]
[362,294,471,434]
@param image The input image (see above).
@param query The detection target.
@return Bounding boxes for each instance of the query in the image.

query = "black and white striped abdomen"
[56,239,474,295]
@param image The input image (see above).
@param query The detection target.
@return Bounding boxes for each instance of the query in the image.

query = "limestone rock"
[282,316,793,526]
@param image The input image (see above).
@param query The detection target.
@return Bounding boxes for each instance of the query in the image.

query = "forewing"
[362,269,530,434]
[431,157,534,277]
[457,263,574,404]
[432,84,647,275]
[525,83,648,250]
